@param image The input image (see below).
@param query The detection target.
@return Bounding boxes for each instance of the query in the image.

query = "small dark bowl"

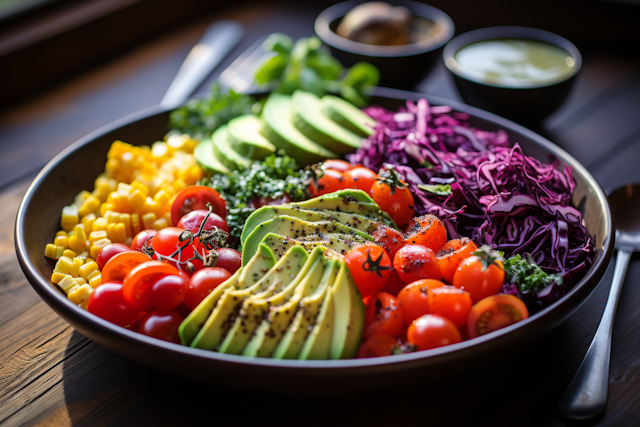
[443,26,582,125]
[315,1,455,90]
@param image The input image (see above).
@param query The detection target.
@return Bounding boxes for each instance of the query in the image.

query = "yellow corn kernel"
[81,213,96,234]
[107,191,130,213]
[142,212,157,229]
[141,198,160,216]
[56,230,67,237]
[45,244,63,260]
[106,223,118,243]
[127,189,146,212]
[89,230,108,246]
[85,257,95,264]
[131,213,142,235]
[68,233,86,254]
[73,277,87,286]
[180,165,204,185]
[79,261,99,280]
[87,269,100,281]
[54,256,74,274]
[153,189,172,209]
[68,284,93,305]
[80,299,89,310]
[88,273,102,289]
[51,272,67,284]
[92,217,108,232]
[117,182,132,196]
[73,223,88,244]
[114,223,127,243]
[90,238,112,259]
[54,234,69,248]
[119,213,132,237]
[71,257,84,276]
[107,211,120,224]
[58,275,78,293]
[130,180,149,196]
[62,249,77,259]
[75,252,89,262]
[162,212,172,225]
[61,205,79,232]
[152,141,172,160]
[78,195,101,218]
[99,202,115,217]
[73,190,91,207]
[152,218,168,230]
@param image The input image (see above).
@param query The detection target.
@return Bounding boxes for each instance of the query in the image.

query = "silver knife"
[160,20,244,109]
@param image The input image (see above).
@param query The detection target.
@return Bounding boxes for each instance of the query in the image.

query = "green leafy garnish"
[168,83,256,139]
[253,33,380,107]
[199,153,313,247]
[503,254,563,294]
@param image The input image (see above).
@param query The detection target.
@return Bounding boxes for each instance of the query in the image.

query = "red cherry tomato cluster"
[87,186,240,344]
[310,160,416,228]
[349,215,530,357]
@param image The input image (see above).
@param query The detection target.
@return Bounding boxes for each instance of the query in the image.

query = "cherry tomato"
[397,279,446,324]
[96,243,134,270]
[343,166,378,193]
[344,245,393,299]
[364,292,405,339]
[357,334,398,358]
[177,209,229,235]
[429,286,473,328]
[407,314,462,351]
[171,186,226,227]
[101,251,152,283]
[371,224,406,260]
[379,270,407,296]
[214,248,242,274]
[322,159,355,173]
[148,273,190,310]
[310,169,346,197]
[122,261,180,312]
[436,238,479,284]
[452,248,505,304]
[369,167,415,228]
[153,227,206,272]
[467,294,529,339]
[393,244,441,284]
[87,281,141,327]
[130,229,157,253]
[184,267,232,310]
[138,310,185,344]
[404,214,447,253]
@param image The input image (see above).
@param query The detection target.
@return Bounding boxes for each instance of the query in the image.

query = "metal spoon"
[559,183,640,420]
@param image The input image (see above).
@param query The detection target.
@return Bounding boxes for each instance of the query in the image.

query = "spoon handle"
[558,249,632,420]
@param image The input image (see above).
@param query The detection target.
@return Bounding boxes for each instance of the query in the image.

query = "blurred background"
[1,0,639,107]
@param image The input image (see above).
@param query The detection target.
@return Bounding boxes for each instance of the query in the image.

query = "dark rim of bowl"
[314,0,455,58]
[14,87,612,372]
[443,26,583,89]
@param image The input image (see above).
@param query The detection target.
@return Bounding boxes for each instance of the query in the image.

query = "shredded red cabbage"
[348,98,594,310]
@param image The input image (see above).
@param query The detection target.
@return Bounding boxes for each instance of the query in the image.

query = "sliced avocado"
[212,125,254,171]
[291,90,363,154]
[329,261,365,359]
[298,259,341,360]
[184,245,276,349]
[241,215,374,265]
[259,232,369,259]
[273,258,340,359]
[241,205,386,245]
[260,93,338,166]
[321,94,376,138]
[193,137,231,175]
[226,114,276,160]
[218,246,309,354]
[290,190,396,227]
[242,247,327,357]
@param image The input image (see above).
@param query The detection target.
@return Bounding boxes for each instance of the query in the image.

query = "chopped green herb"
[199,153,313,247]
[417,183,452,196]
[503,254,562,294]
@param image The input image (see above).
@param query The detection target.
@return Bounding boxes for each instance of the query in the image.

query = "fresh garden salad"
[42,34,594,360]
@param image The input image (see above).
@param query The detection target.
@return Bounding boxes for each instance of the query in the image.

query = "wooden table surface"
[2,2,640,426]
